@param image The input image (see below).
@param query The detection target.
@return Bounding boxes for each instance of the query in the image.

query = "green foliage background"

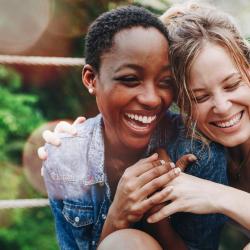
[0,0,248,249]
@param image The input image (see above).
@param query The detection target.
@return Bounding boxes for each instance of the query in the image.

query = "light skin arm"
[147,172,250,230]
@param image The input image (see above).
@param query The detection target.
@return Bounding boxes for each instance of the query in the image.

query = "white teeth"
[125,113,157,124]
[213,112,242,128]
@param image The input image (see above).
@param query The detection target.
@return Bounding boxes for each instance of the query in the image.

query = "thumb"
[155,148,171,162]
[176,154,197,171]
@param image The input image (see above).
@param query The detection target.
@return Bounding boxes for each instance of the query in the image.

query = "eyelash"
[193,81,242,104]
[160,78,175,89]
[192,95,209,103]
[113,76,140,87]
[114,76,174,88]
[225,80,241,91]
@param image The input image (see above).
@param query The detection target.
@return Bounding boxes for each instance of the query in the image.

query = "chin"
[213,134,250,147]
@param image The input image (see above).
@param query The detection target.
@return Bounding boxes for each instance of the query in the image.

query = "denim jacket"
[43,111,228,250]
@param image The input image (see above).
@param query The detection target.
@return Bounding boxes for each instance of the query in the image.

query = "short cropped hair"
[85,5,169,71]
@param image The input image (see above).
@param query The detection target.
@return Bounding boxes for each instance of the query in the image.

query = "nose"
[137,84,162,110]
[212,94,232,114]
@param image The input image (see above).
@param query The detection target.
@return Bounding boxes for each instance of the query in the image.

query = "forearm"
[99,209,130,244]
[214,183,250,230]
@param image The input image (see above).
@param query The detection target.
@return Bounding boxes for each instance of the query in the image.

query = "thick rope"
[0,56,83,209]
[0,55,85,66]
[0,199,49,209]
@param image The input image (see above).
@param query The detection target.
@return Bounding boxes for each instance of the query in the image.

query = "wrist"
[212,183,232,213]
[107,206,130,229]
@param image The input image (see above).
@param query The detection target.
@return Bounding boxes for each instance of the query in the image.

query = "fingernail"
[147,217,153,223]
[189,155,197,161]
[174,167,181,174]
[170,162,175,169]
[160,159,165,165]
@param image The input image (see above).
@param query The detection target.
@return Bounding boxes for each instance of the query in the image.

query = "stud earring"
[88,88,94,94]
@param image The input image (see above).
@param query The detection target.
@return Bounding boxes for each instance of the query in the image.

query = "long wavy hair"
[160,2,250,144]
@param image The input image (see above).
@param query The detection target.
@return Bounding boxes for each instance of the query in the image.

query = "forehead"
[113,26,168,51]
[100,26,170,70]
[189,42,238,86]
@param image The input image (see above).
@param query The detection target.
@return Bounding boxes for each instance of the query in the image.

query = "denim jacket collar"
[83,114,160,186]
[83,114,105,186]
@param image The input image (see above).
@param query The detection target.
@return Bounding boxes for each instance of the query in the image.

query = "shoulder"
[45,115,102,153]
[57,114,101,140]
[168,136,228,183]
[42,114,104,199]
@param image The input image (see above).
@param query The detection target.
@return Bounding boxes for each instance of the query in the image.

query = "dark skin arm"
[100,149,195,249]
[143,217,187,250]
[142,148,195,250]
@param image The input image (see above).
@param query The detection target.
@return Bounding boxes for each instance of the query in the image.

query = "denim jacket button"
[102,214,106,220]
[92,241,95,246]
[99,182,104,187]
[74,216,80,223]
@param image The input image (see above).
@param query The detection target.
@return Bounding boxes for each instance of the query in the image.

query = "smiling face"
[84,27,173,152]
[189,42,250,147]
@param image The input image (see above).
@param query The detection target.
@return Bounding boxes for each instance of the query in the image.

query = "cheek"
[163,90,174,107]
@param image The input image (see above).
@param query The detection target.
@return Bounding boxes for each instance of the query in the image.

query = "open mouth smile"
[123,112,159,134]
[210,111,244,128]
[125,113,157,124]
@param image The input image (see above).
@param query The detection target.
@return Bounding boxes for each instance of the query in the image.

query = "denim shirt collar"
[83,114,160,186]
[83,114,105,186]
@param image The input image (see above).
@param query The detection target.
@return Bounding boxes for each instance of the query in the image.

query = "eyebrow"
[221,72,241,83]
[114,64,171,73]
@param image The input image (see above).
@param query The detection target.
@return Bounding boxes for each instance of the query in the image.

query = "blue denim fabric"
[43,111,228,250]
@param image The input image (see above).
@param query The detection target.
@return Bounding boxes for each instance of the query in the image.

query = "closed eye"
[225,80,241,91]
[114,76,140,87]
[159,77,175,89]
[192,94,210,103]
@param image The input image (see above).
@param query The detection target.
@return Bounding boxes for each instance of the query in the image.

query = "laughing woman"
[40,5,228,250]
[148,2,250,244]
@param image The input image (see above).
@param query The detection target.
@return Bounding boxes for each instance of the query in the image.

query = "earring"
[88,88,94,94]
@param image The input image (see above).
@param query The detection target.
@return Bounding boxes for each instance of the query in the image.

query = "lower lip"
[123,115,156,135]
[211,112,243,134]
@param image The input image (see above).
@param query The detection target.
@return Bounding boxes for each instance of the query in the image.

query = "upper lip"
[209,111,243,124]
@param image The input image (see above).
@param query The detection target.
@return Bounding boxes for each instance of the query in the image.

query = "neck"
[239,138,250,157]
[104,132,145,172]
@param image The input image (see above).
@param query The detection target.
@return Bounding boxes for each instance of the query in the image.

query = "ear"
[82,64,97,95]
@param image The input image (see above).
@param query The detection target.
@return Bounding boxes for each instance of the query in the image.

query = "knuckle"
[151,179,161,190]
[122,170,131,180]
[157,192,165,201]
[147,197,156,207]
[179,158,185,165]
[130,204,141,214]
[128,193,137,202]
[151,168,160,177]
[124,182,134,193]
